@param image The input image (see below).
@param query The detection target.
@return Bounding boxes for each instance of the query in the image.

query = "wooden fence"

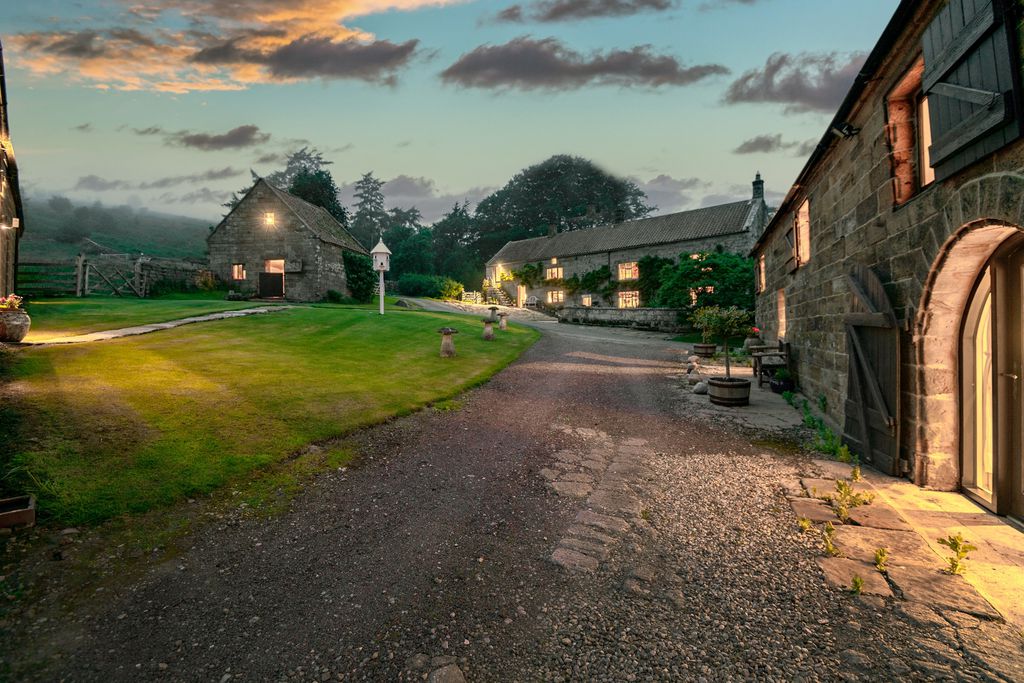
[17,254,211,298]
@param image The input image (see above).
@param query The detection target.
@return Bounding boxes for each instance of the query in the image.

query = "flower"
[0,294,23,311]
[750,326,761,335]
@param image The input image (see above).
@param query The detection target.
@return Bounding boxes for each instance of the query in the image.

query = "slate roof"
[262,180,368,254]
[487,200,756,265]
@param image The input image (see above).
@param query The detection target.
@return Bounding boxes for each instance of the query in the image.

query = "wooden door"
[843,264,901,476]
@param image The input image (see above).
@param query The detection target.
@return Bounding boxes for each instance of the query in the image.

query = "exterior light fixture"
[370,239,391,316]
[264,212,276,226]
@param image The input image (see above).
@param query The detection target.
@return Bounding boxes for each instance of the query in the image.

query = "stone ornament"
[437,327,458,357]
[498,312,510,330]
[481,319,495,341]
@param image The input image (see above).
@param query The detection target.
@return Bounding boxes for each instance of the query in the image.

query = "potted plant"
[770,367,796,394]
[0,294,30,343]
[690,307,718,358]
[701,306,754,407]
[743,326,763,352]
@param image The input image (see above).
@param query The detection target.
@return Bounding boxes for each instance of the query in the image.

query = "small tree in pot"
[690,307,718,358]
[697,306,753,406]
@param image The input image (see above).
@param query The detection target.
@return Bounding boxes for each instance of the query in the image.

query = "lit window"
[777,289,787,339]
[918,95,935,187]
[551,257,558,265]
[618,291,640,308]
[617,261,639,280]
[265,259,285,274]
[757,254,766,292]
[231,264,246,280]
[795,199,811,266]
[547,290,564,304]
[545,266,563,280]
[264,212,276,226]
[581,294,593,307]
[689,286,715,306]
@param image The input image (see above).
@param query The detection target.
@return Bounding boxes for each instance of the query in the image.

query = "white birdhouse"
[371,239,391,272]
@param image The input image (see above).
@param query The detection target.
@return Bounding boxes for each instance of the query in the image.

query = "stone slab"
[575,510,630,534]
[558,537,610,561]
[847,503,913,531]
[833,526,939,568]
[551,547,599,572]
[428,664,466,683]
[548,481,592,498]
[565,524,616,546]
[789,497,839,524]
[588,489,642,517]
[539,468,561,482]
[817,557,893,597]
[887,565,1002,621]
[553,450,582,465]
[558,472,594,483]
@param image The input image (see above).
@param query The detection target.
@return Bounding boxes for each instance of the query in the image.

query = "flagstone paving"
[2,310,1023,681]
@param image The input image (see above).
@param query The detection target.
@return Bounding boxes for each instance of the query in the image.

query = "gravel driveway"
[8,308,1023,681]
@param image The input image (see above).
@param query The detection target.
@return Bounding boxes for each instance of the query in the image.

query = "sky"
[2,0,900,223]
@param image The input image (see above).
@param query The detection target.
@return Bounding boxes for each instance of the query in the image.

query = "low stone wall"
[556,306,688,332]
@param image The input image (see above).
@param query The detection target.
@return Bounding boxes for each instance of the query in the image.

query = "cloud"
[170,125,271,150]
[441,37,728,90]
[338,174,495,223]
[71,122,94,132]
[723,51,866,114]
[495,0,676,23]
[731,133,819,156]
[71,167,245,192]
[11,0,457,93]
[632,174,709,214]
[699,0,761,9]
[74,175,133,191]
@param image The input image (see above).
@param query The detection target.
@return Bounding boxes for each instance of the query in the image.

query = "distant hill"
[18,196,215,262]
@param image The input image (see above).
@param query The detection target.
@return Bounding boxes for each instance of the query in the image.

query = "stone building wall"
[753,7,1024,490]
[0,143,20,297]
[556,306,689,332]
[207,183,348,302]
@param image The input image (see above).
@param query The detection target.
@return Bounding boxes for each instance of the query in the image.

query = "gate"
[842,264,901,476]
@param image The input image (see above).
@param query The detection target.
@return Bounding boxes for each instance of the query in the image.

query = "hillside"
[18,196,215,262]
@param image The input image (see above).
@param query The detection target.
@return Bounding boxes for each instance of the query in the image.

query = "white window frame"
[617,261,639,281]
[618,291,640,309]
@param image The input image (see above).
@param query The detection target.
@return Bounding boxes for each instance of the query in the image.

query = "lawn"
[1,307,538,525]
[22,294,265,341]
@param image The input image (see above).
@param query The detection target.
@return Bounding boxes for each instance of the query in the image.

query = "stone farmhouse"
[752,0,1024,519]
[208,178,368,301]
[0,39,24,299]
[486,174,769,309]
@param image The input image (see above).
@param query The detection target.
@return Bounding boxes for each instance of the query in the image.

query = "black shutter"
[922,0,1023,181]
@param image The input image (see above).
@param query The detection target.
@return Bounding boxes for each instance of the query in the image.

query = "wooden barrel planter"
[0,495,36,529]
[692,343,717,358]
[708,377,751,407]
[0,310,31,343]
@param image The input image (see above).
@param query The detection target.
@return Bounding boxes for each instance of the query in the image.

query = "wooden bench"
[524,296,539,308]
[751,341,791,388]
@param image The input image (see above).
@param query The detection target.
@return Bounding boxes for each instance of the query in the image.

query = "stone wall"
[0,142,19,298]
[207,182,348,302]
[556,306,689,332]
[753,5,1024,490]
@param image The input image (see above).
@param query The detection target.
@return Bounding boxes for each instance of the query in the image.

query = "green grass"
[1,307,538,525]
[22,295,266,340]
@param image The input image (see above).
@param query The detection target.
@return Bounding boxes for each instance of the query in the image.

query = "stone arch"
[910,217,1024,489]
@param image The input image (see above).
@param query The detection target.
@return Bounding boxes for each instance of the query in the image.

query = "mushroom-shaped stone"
[481,318,495,341]
[487,305,499,322]
[497,312,510,330]
[438,327,459,357]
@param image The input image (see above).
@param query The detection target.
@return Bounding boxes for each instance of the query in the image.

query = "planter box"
[0,495,36,529]
[0,310,31,343]
[693,343,717,358]
[708,377,751,407]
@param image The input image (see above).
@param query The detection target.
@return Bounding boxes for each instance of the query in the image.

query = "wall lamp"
[831,122,860,139]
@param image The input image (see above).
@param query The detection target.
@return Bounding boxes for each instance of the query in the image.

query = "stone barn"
[208,178,367,301]
[752,0,1024,520]
[0,38,25,299]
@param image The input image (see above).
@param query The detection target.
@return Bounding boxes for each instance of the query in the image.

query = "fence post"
[75,254,85,297]
[134,257,144,298]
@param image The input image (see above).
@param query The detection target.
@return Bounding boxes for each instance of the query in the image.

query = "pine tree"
[350,172,388,249]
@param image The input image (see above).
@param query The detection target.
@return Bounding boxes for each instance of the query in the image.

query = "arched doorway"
[960,234,1023,518]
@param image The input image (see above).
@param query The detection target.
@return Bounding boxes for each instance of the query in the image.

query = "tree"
[48,195,73,214]
[289,168,348,225]
[654,251,755,313]
[383,207,434,277]
[637,255,675,305]
[342,252,375,303]
[472,155,654,261]
[349,172,388,249]
[223,147,333,211]
[432,202,482,287]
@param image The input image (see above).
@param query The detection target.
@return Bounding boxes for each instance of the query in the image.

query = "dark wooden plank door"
[843,264,901,476]
[259,273,284,298]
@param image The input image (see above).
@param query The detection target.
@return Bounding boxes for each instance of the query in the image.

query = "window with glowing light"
[264,212,276,227]
[547,290,564,304]
[581,294,593,307]
[231,264,246,280]
[689,286,715,306]
[617,261,639,280]
[618,291,640,308]
[795,199,811,266]
[777,289,788,339]
[757,254,766,293]
[545,266,563,280]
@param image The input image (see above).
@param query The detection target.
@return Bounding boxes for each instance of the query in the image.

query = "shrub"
[439,278,464,300]
[398,273,446,297]
[326,289,344,303]
[653,251,755,312]
[343,252,375,303]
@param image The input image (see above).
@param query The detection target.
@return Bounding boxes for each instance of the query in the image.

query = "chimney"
[547,223,557,238]
[752,172,764,201]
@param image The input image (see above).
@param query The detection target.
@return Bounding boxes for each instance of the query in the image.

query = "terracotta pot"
[0,309,31,342]
[692,342,717,358]
[708,377,751,407]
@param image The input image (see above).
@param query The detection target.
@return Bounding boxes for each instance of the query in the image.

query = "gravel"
[3,315,1022,682]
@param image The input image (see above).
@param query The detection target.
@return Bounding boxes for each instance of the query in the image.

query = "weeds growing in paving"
[874,547,890,573]
[938,533,977,575]
[798,517,812,533]
[822,521,840,557]
[849,575,864,595]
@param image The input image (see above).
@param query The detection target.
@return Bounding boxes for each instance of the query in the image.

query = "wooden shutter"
[842,264,901,476]
[922,0,1023,181]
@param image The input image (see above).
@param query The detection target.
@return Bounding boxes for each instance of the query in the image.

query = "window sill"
[892,182,937,213]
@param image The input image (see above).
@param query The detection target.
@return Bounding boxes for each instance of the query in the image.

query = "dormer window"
[264,212,276,227]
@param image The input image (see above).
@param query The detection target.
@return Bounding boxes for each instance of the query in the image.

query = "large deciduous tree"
[223,147,333,211]
[288,168,349,226]
[654,251,755,313]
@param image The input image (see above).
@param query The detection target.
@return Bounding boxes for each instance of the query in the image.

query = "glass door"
[962,269,995,505]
